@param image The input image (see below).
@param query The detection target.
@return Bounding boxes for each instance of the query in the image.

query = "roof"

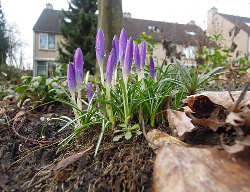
[124,17,208,45]
[33,9,61,33]
[33,9,208,46]
[218,13,250,34]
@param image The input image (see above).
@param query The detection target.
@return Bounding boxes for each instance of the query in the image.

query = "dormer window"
[39,33,56,50]
[185,31,196,35]
[148,26,160,33]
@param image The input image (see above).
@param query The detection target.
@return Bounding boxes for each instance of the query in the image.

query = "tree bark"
[96,0,123,73]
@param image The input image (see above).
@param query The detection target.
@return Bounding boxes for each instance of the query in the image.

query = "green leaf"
[131,124,139,129]
[125,131,132,140]
[136,131,142,135]
[16,85,28,93]
[119,123,127,128]
[32,81,40,88]
[114,129,123,133]
[113,134,123,141]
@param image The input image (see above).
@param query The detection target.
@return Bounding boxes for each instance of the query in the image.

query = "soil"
[0,100,230,192]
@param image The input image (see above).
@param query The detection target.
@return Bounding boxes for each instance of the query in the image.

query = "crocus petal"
[67,62,76,95]
[140,41,146,68]
[112,35,119,65]
[123,37,134,78]
[74,48,84,89]
[87,82,94,102]
[133,43,140,72]
[105,48,116,84]
[119,28,128,66]
[149,55,155,79]
[95,28,105,66]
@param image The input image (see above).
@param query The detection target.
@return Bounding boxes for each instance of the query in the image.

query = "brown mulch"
[0,102,157,192]
[0,100,225,192]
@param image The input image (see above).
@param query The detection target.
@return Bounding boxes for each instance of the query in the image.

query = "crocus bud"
[95,28,105,66]
[67,62,76,96]
[74,48,84,90]
[123,37,134,78]
[105,48,116,84]
[87,82,94,102]
[119,28,128,66]
[149,55,155,79]
[112,35,119,65]
[133,43,140,73]
[140,41,146,68]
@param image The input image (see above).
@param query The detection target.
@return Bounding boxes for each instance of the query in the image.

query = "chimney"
[123,12,132,18]
[46,3,53,9]
[187,20,196,25]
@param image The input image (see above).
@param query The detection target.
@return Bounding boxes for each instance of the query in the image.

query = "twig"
[4,101,55,125]
[234,82,250,108]
[137,109,161,148]
[12,121,62,144]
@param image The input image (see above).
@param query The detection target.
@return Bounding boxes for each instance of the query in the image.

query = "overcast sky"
[2,0,250,68]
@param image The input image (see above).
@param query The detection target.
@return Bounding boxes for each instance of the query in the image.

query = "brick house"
[207,7,250,58]
[33,3,210,76]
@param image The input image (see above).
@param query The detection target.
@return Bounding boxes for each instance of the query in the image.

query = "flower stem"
[106,83,114,125]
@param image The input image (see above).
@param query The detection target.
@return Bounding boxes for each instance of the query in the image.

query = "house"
[123,14,211,65]
[207,7,250,58]
[32,3,65,76]
[33,3,209,76]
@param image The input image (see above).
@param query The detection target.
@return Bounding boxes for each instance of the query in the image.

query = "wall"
[207,9,249,58]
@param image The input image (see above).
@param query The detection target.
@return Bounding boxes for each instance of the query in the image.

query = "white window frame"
[39,33,56,50]
[182,46,195,59]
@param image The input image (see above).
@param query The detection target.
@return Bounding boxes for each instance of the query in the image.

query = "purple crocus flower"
[87,82,94,102]
[133,43,140,73]
[140,41,146,68]
[123,37,134,78]
[95,28,105,66]
[105,48,116,84]
[149,55,155,79]
[74,48,84,89]
[112,35,119,65]
[119,28,128,66]
[67,62,76,96]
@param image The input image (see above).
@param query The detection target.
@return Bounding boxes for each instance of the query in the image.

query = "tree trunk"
[96,0,123,73]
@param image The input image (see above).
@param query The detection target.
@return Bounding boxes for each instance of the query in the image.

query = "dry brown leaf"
[167,109,195,137]
[52,145,93,174]
[182,91,250,111]
[153,145,250,192]
[147,129,189,153]
[14,110,26,122]
[186,112,225,132]
[221,135,250,153]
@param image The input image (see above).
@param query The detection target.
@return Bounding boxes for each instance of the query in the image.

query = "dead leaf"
[153,145,250,192]
[52,145,93,174]
[221,135,250,153]
[14,110,26,122]
[167,109,195,137]
[186,112,225,132]
[147,129,189,153]
[182,91,250,111]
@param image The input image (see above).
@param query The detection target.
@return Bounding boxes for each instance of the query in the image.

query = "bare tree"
[6,22,29,69]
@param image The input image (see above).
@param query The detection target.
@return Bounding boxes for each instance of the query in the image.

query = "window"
[182,46,195,59]
[39,33,55,50]
[185,30,196,35]
[37,61,47,75]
